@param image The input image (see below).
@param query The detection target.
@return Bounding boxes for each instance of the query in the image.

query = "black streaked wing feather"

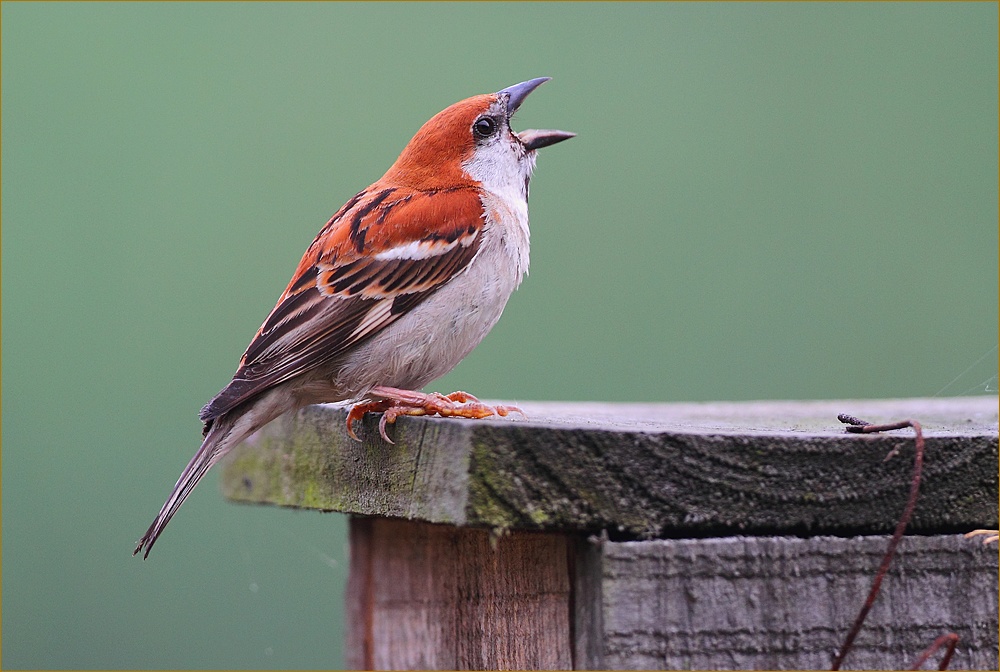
[199,229,481,422]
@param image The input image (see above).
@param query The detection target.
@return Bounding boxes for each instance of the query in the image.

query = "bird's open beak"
[498,77,576,151]
[516,128,576,151]
[500,77,551,114]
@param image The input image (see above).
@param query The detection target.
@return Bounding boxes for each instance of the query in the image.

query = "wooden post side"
[346,517,574,670]
[345,516,374,670]
[598,535,999,670]
[571,536,605,670]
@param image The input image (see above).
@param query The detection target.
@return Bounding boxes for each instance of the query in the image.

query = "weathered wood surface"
[220,398,997,670]
[576,533,998,670]
[344,518,997,671]
[222,397,998,536]
[346,518,572,670]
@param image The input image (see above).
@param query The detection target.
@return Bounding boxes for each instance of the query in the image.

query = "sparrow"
[134,77,574,558]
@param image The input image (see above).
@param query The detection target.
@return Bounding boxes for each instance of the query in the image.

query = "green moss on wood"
[466,438,526,529]
[221,399,999,536]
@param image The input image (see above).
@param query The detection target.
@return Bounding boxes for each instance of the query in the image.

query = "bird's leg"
[347,386,524,443]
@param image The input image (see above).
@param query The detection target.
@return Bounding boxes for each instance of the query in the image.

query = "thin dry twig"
[909,632,960,670]
[830,415,927,671]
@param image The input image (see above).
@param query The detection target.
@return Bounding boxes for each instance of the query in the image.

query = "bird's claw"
[346,387,525,443]
[345,399,391,441]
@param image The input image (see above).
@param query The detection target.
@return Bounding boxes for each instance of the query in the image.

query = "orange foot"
[345,386,524,443]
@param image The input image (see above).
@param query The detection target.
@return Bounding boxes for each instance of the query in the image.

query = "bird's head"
[383,77,575,195]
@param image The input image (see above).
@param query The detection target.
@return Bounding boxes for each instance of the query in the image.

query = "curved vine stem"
[831,416,926,671]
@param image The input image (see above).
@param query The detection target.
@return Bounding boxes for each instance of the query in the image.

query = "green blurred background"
[3,2,997,668]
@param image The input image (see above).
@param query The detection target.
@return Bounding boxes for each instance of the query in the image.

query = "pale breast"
[332,198,530,395]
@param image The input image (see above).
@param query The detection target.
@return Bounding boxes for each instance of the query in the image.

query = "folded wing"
[199,185,485,423]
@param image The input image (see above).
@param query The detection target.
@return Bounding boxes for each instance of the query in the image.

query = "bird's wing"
[199,185,485,422]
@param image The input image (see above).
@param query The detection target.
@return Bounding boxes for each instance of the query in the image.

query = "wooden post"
[346,518,573,669]
[222,396,998,670]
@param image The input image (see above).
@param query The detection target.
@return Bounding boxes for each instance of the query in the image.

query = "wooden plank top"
[220,396,998,537]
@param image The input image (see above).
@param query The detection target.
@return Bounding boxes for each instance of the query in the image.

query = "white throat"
[462,138,535,282]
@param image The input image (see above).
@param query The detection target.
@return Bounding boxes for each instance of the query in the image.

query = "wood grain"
[218,398,998,670]
[348,527,998,670]
[221,397,998,536]
[345,517,374,670]
[347,517,573,670]
[594,534,998,670]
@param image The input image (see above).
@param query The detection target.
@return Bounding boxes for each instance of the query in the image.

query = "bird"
[134,77,574,558]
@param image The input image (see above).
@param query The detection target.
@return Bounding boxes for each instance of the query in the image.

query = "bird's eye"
[473,117,497,138]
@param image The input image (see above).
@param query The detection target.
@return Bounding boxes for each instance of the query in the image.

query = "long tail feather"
[134,417,238,559]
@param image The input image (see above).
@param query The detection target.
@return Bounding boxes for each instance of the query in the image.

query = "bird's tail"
[134,415,242,559]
